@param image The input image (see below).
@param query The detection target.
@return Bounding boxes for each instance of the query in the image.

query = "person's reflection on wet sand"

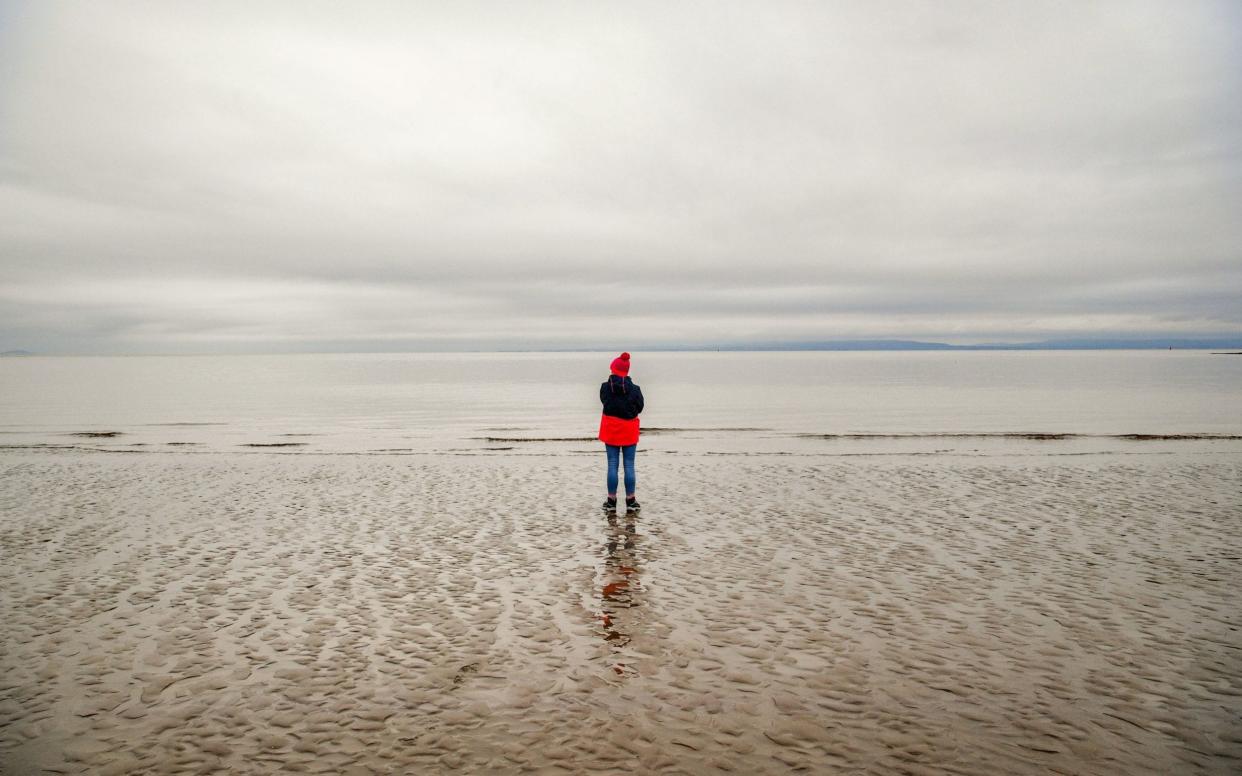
[596,511,644,675]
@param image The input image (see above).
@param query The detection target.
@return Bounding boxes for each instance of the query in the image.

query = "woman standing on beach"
[599,352,644,513]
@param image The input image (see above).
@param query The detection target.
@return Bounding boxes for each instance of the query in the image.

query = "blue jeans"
[605,444,637,497]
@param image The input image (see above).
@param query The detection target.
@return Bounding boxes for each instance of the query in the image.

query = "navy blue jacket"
[600,376,644,420]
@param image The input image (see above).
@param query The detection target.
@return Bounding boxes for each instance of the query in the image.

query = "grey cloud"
[1,1,1239,353]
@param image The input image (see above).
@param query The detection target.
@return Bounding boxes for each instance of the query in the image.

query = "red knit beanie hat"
[610,352,631,377]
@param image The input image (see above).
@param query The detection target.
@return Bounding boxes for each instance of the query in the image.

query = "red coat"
[599,415,640,446]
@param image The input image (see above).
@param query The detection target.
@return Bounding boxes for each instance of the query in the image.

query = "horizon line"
[6,337,1242,358]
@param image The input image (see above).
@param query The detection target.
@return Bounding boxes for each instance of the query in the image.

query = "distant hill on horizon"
[636,337,1242,352]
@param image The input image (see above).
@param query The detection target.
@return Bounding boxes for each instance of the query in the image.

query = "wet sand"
[1,449,1240,774]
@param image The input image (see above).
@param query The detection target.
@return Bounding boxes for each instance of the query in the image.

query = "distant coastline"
[8,339,1242,356]
[598,338,1242,353]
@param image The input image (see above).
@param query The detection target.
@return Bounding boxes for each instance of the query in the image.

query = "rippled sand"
[1,449,1240,775]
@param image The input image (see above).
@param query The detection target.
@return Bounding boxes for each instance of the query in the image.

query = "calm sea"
[2,351,1240,456]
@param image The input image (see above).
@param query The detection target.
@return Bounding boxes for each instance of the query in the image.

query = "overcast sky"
[2,1,1239,353]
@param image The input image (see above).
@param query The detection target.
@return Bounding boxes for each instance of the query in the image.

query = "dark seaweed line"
[643,427,773,432]
[795,432,1242,441]
[480,431,1242,443]
[142,422,229,426]
[42,429,1242,445]
[474,436,598,442]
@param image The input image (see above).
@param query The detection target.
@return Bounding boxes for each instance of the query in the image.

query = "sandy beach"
[1,447,1240,775]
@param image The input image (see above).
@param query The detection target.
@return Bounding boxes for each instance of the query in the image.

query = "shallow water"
[1,351,1240,456]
